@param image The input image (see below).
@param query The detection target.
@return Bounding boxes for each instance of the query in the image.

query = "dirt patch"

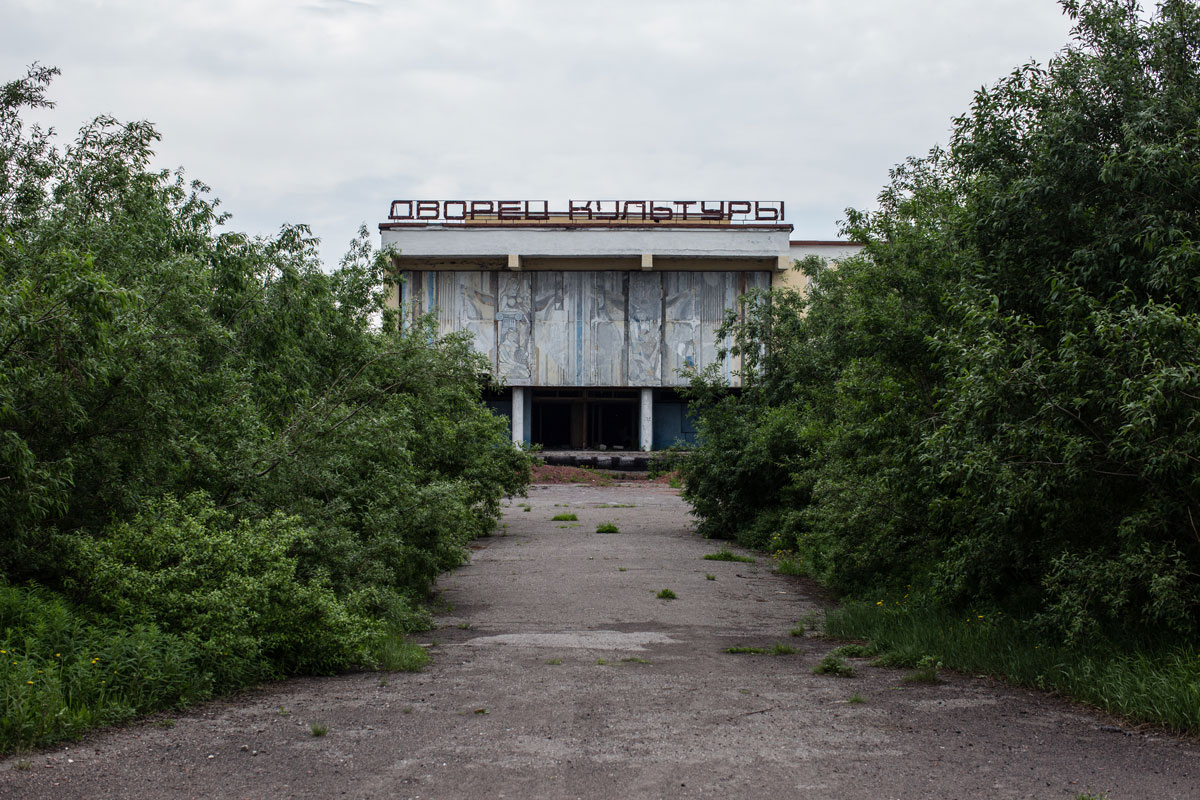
[1,484,1197,799]
[530,463,677,485]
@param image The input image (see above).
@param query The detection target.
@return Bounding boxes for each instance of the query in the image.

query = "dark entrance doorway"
[531,389,638,450]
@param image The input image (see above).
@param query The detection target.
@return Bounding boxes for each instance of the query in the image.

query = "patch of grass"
[705,573,716,581]
[725,643,795,656]
[309,722,328,737]
[375,636,430,672]
[595,503,636,508]
[825,600,1200,734]
[847,692,865,704]
[278,706,290,717]
[596,523,620,533]
[830,643,877,659]
[456,622,471,630]
[773,556,806,576]
[904,654,943,684]
[12,760,32,771]
[473,708,488,715]
[812,654,857,677]
[155,718,176,729]
[621,657,651,664]
[799,610,822,635]
[703,549,755,564]
[551,513,578,521]
[618,567,627,572]
[668,476,682,489]
[522,507,531,512]
[546,658,563,665]
[595,658,608,666]
[656,588,677,600]
[789,624,806,637]
[401,706,414,714]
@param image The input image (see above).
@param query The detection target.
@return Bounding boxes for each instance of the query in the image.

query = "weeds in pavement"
[812,654,856,677]
[376,637,430,672]
[830,644,876,659]
[904,655,943,684]
[703,549,755,564]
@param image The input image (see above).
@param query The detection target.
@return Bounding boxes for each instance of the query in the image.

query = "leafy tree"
[682,0,1200,642]
[0,59,530,731]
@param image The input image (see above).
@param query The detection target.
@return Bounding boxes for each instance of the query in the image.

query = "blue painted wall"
[485,399,530,445]
[652,402,697,450]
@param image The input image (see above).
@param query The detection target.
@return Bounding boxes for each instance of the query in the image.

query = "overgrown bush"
[0,64,529,752]
[681,0,1200,644]
[65,493,379,686]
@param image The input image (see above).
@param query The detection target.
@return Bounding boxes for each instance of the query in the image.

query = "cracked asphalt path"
[1,483,1197,799]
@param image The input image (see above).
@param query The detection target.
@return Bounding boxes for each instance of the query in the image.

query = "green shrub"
[66,493,378,686]
[0,583,210,752]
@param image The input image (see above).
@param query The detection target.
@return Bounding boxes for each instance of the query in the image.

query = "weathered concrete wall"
[401,270,769,387]
[382,225,791,259]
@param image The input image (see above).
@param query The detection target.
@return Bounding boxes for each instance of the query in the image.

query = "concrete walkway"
[1,484,1197,799]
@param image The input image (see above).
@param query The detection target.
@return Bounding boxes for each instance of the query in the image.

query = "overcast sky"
[3,0,1076,268]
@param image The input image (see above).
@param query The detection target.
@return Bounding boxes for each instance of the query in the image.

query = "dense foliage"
[682,0,1200,644]
[1,65,528,749]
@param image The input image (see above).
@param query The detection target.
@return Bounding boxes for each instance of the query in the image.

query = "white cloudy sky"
[2,0,1076,268]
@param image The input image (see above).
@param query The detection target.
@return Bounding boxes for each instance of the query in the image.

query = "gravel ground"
[1,483,1196,799]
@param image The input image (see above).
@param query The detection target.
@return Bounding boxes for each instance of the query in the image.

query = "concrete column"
[512,387,526,446]
[639,388,653,452]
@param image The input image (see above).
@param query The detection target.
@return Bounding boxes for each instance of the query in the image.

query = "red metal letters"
[387,200,784,223]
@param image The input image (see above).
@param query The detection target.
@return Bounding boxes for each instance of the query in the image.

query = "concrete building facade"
[381,200,859,451]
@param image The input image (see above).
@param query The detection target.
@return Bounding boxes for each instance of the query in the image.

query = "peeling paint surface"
[401,270,769,386]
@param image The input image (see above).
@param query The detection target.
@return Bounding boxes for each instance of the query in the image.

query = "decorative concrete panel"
[407,270,770,387]
[663,272,701,384]
[586,272,627,385]
[532,271,569,385]
[452,271,497,363]
[627,272,663,385]
[496,272,532,382]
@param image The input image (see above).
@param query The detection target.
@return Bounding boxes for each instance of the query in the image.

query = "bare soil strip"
[1,484,1196,799]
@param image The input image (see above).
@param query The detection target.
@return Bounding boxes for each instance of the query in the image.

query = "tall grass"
[826,601,1200,734]
[1,585,212,752]
[0,583,429,754]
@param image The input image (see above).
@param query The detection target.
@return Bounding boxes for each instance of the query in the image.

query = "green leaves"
[681,1,1200,642]
[0,63,531,709]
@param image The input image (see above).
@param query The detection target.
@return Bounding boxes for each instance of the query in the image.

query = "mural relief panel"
[409,269,769,387]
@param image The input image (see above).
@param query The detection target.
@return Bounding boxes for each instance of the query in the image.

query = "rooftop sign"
[387,200,784,223]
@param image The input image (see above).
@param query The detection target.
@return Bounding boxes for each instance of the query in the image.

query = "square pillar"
[512,387,526,446]
[639,388,654,452]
